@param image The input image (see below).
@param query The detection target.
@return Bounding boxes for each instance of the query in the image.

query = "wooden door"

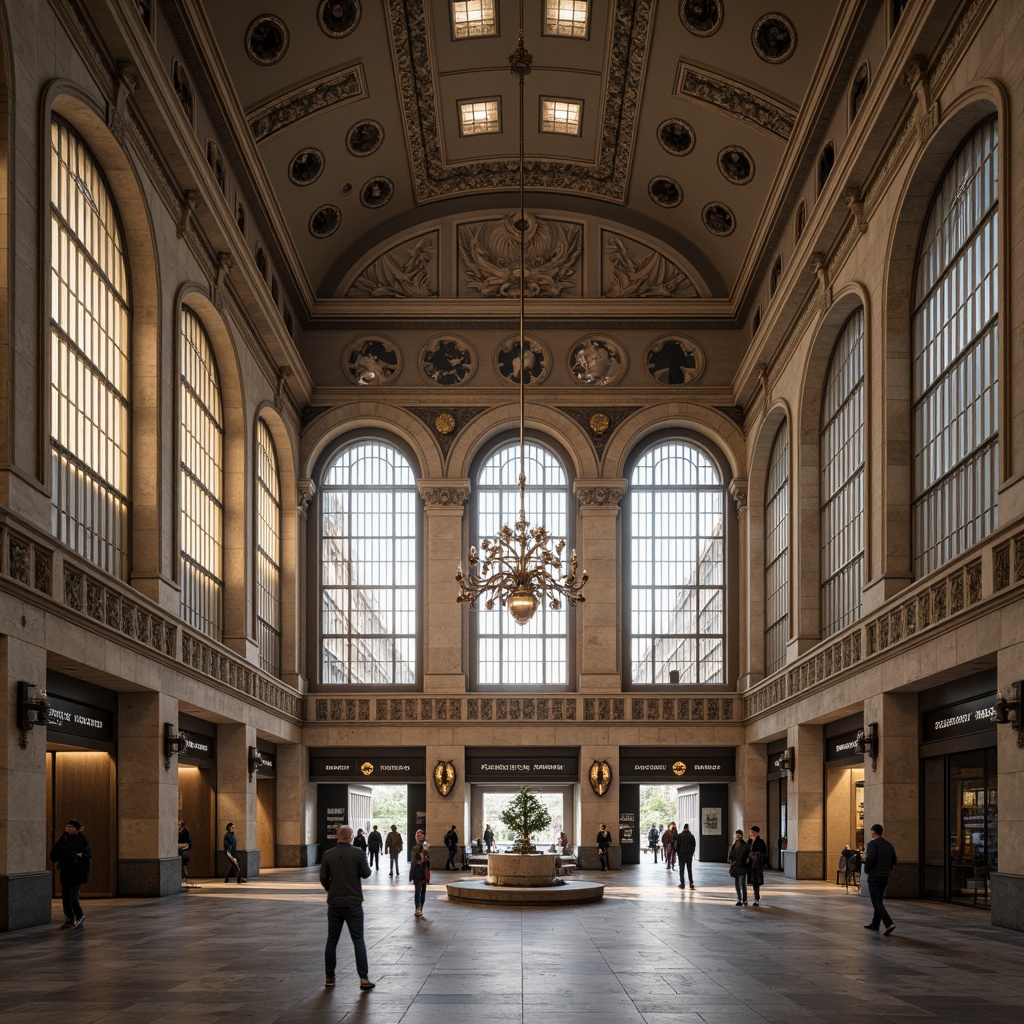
[257,777,276,868]
[177,765,216,876]
[53,751,116,897]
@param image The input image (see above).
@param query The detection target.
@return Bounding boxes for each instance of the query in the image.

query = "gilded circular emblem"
[435,412,456,435]
[589,413,610,435]
[360,761,374,776]
[673,761,687,776]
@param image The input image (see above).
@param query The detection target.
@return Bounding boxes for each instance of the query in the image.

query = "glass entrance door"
[949,749,997,907]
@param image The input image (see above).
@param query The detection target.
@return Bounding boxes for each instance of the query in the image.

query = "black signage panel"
[922,693,996,743]
[179,728,215,763]
[255,749,276,776]
[619,750,735,782]
[47,695,114,743]
[767,750,788,776]
[825,730,864,762]
[310,756,425,782]
[465,755,578,782]
[618,809,637,849]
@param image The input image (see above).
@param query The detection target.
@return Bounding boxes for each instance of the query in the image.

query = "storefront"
[824,715,866,869]
[766,742,789,871]
[254,743,276,867]
[920,675,997,907]
[177,716,216,877]
[45,673,118,897]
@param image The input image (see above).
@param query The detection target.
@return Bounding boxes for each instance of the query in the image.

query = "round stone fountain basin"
[486,852,558,887]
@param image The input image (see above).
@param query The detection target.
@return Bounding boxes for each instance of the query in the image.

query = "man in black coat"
[444,825,459,869]
[320,825,375,990]
[675,823,697,889]
[50,818,92,928]
[366,824,383,871]
[863,823,898,935]
[177,819,192,883]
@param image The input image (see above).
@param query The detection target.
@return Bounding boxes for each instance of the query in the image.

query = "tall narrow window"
[820,309,865,636]
[50,118,130,579]
[911,121,998,576]
[475,441,569,688]
[320,441,417,686]
[764,421,790,674]
[256,419,282,676]
[629,441,725,686]
[180,308,224,639]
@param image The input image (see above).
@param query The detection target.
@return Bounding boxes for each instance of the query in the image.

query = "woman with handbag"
[410,829,430,917]
[728,829,750,906]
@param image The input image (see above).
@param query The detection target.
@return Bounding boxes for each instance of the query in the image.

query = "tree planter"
[486,853,558,887]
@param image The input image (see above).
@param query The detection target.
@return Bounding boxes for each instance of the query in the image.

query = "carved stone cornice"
[297,479,317,519]
[841,186,867,234]
[213,252,234,308]
[902,54,938,145]
[809,252,831,313]
[575,480,627,507]
[177,190,202,240]
[418,480,470,508]
[729,478,748,513]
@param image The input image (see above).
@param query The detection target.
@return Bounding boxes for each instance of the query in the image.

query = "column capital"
[575,479,627,507]
[297,478,316,519]
[729,477,748,513]
[418,479,470,508]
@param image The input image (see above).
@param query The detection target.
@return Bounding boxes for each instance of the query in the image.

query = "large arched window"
[50,117,130,578]
[256,418,282,676]
[628,440,725,686]
[180,308,224,639]
[474,440,569,688]
[912,121,998,576]
[320,440,417,686]
[820,308,865,637]
[764,420,789,675]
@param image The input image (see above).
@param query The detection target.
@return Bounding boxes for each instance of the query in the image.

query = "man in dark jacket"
[178,819,192,883]
[863,823,898,934]
[50,818,92,928]
[320,825,375,990]
[223,822,246,883]
[675,823,697,889]
[747,826,768,906]
[444,825,459,869]
[367,825,383,871]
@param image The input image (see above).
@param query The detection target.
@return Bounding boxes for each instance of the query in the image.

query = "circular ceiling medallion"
[361,177,393,209]
[589,412,611,436]
[568,336,626,386]
[342,336,401,385]
[752,13,796,63]
[309,204,341,238]
[718,146,754,184]
[702,202,736,236]
[246,15,289,65]
[657,118,695,156]
[649,176,683,208]
[289,148,324,186]
[420,335,476,386]
[318,0,361,38]
[347,120,384,157]
[434,412,456,435]
[645,336,705,386]
[679,0,723,37]
[496,336,549,385]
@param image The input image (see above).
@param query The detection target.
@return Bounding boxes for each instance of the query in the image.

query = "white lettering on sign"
[833,741,858,753]
[693,764,721,771]
[480,763,566,772]
[49,708,72,725]
[633,764,668,771]
[934,713,971,730]
[325,765,351,771]
[378,764,411,771]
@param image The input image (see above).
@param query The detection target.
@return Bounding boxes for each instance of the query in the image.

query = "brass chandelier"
[455,11,588,626]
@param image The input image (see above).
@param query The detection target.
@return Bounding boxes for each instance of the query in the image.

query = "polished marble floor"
[2,856,1023,1024]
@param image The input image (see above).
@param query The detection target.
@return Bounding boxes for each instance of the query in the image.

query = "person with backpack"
[50,818,92,928]
[728,829,750,906]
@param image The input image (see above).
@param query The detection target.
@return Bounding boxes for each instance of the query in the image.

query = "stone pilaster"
[786,723,824,879]
[0,637,50,931]
[117,690,182,896]
[575,480,625,691]
[425,745,465,859]
[275,741,316,866]
[578,744,619,869]
[419,480,469,692]
[732,742,768,832]
[216,722,259,878]
[992,648,1024,930]
[729,478,753,686]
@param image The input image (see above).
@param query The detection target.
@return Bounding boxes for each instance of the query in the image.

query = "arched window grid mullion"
[256,420,282,676]
[764,421,790,675]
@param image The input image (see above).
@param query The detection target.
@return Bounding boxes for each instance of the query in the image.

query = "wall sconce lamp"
[995,681,1023,748]
[778,747,795,779]
[17,680,49,749]
[248,746,260,782]
[164,722,182,771]
[856,723,879,771]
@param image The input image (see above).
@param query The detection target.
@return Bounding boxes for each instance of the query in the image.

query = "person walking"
[663,823,678,870]
[443,824,459,870]
[647,824,660,862]
[50,818,92,929]
[863,823,898,935]
[728,829,749,906]
[747,825,767,906]
[223,822,247,883]
[410,828,430,916]
[384,825,403,879]
[367,825,383,871]
[177,819,192,884]
[676,823,696,889]
[353,828,368,854]
[483,824,494,853]
[596,824,612,871]
[320,824,375,990]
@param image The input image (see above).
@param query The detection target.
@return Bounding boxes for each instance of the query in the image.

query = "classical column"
[575,480,625,691]
[729,478,755,687]
[993,660,1024,929]
[117,690,181,896]
[579,745,619,869]
[216,722,258,878]
[785,723,824,879]
[732,741,767,833]
[275,741,316,867]
[419,480,469,693]
[862,691,919,896]
[0,637,50,930]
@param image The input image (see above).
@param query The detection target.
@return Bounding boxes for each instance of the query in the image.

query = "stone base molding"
[0,871,52,931]
[216,849,260,880]
[783,849,824,880]
[117,857,183,897]
[992,873,1024,931]
[577,845,621,870]
[275,843,318,867]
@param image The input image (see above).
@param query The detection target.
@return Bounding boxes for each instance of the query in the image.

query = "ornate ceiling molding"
[674,64,796,141]
[387,0,653,202]
[248,65,367,144]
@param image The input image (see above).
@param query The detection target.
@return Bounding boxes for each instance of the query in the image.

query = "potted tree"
[500,786,552,854]
[488,787,558,887]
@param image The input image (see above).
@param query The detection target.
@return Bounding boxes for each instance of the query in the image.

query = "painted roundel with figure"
[496,336,549,385]
[752,13,796,63]
[703,202,736,236]
[361,177,393,209]
[347,120,384,157]
[649,177,683,208]
[718,146,754,184]
[342,336,401,386]
[421,335,476,386]
[568,336,626,386]
[246,15,289,65]
[645,336,705,386]
[318,0,360,37]
[679,0,723,37]
[658,119,695,156]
